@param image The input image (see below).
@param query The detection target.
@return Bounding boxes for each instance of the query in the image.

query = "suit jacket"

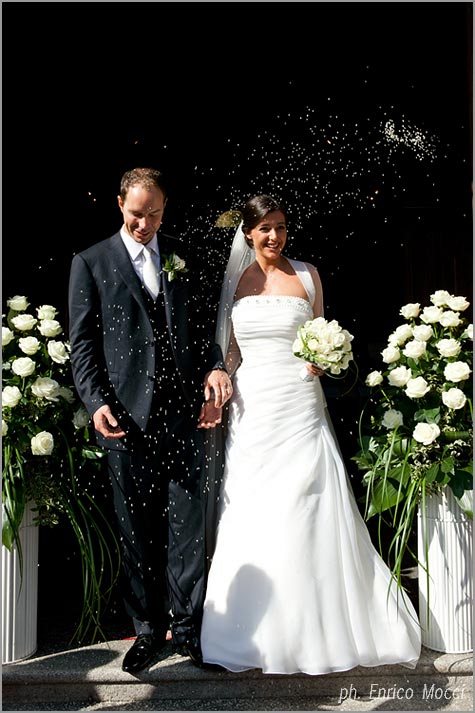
[68,230,223,449]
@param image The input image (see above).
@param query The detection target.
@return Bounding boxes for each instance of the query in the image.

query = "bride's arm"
[225,325,242,378]
[307,264,324,318]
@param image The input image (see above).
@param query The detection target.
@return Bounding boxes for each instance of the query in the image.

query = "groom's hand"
[197,400,222,429]
[93,404,126,438]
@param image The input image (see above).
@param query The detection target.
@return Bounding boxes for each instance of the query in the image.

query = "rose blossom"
[366,370,383,387]
[400,302,420,319]
[387,365,412,387]
[11,314,37,331]
[402,340,427,359]
[58,386,75,403]
[2,385,22,408]
[73,407,91,429]
[388,324,413,346]
[382,409,404,429]
[19,336,41,355]
[381,345,401,364]
[430,290,452,307]
[37,319,63,337]
[436,338,461,358]
[420,306,443,324]
[11,357,36,377]
[466,324,473,340]
[446,295,470,312]
[405,376,430,398]
[439,310,461,328]
[2,419,8,436]
[442,388,467,410]
[412,324,433,342]
[413,422,440,445]
[47,340,69,364]
[444,361,471,383]
[2,326,14,346]
[31,377,60,401]
[31,431,54,456]
[7,295,29,311]
[36,305,57,320]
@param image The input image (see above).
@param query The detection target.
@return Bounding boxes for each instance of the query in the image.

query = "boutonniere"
[162,253,188,282]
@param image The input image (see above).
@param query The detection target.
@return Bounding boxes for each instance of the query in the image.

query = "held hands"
[93,404,126,439]
[197,369,233,429]
[306,363,325,377]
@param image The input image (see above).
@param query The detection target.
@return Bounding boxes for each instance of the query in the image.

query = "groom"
[68,167,230,673]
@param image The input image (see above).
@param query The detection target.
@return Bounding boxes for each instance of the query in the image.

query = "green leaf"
[424,462,440,484]
[454,489,473,519]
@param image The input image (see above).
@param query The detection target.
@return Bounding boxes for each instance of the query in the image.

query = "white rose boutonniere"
[162,253,188,282]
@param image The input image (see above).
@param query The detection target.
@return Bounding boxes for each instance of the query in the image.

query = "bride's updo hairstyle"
[241,195,287,247]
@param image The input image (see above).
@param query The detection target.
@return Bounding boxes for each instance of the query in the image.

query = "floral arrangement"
[162,253,188,281]
[293,316,354,380]
[2,295,119,643]
[353,289,473,584]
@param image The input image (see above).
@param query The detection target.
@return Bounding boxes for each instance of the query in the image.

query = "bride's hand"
[307,363,324,377]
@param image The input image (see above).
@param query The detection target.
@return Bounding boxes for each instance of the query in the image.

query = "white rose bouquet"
[353,289,473,582]
[2,296,119,643]
[292,316,354,381]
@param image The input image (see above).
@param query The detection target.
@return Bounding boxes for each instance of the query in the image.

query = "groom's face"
[118,185,167,245]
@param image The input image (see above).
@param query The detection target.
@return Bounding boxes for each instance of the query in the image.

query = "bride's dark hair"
[241,195,287,246]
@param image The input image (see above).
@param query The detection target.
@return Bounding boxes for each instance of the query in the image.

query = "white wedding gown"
[201,261,421,675]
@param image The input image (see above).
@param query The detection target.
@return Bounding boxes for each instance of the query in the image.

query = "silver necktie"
[142,246,160,300]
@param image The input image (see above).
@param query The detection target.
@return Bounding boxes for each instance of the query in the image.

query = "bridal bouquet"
[293,316,354,381]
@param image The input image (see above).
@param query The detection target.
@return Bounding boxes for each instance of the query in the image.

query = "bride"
[200,194,421,675]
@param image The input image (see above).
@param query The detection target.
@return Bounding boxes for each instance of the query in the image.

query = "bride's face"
[247,210,287,259]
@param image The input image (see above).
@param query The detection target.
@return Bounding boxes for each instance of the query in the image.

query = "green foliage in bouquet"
[2,296,120,644]
[353,289,473,588]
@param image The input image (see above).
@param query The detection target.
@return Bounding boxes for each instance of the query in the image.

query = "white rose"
[12,357,36,377]
[436,338,461,358]
[19,336,41,355]
[366,370,383,387]
[388,324,413,346]
[405,376,430,399]
[381,345,401,364]
[47,340,69,364]
[73,407,91,429]
[31,377,60,401]
[37,305,57,320]
[442,388,467,410]
[420,306,443,324]
[31,431,54,456]
[11,314,37,331]
[400,302,421,319]
[2,419,8,436]
[58,386,75,403]
[402,340,427,359]
[444,361,471,383]
[382,409,404,429]
[387,365,412,387]
[2,327,14,347]
[7,295,29,311]
[446,295,469,312]
[466,324,473,340]
[38,319,63,338]
[2,385,22,408]
[413,422,440,445]
[174,255,186,271]
[439,310,462,328]
[430,290,452,307]
[412,324,433,342]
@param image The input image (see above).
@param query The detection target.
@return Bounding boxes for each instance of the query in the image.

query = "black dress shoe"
[178,635,204,667]
[122,634,164,674]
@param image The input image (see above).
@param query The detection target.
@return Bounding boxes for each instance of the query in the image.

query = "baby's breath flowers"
[353,289,473,583]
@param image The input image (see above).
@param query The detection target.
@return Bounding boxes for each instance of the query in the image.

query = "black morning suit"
[68,230,224,644]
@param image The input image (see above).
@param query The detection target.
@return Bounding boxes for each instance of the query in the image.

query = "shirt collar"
[120,228,159,260]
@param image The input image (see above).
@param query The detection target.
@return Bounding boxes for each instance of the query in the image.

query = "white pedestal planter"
[2,503,39,664]
[418,489,473,653]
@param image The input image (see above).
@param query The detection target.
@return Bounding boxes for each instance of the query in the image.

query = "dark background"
[3,3,472,648]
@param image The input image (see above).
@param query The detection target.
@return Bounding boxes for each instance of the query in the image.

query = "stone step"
[2,641,472,711]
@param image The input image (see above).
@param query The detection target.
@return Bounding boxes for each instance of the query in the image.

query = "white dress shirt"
[120,228,162,293]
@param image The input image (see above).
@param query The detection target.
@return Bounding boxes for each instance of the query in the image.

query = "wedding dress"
[201,258,421,675]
